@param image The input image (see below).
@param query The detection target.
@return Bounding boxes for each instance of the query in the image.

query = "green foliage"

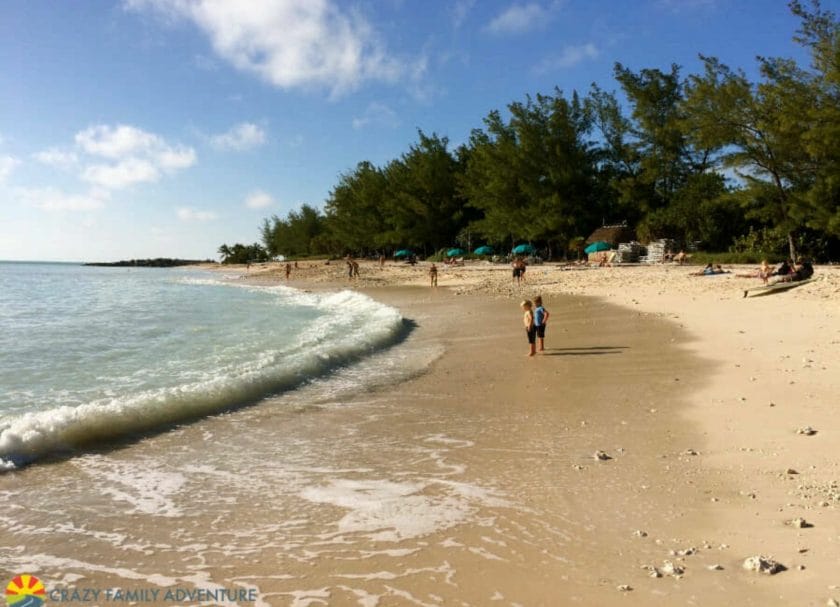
[261,204,329,258]
[462,90,603,256]
[217,243,269,264]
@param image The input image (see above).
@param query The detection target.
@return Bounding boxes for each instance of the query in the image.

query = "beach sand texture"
[1,260,838,605]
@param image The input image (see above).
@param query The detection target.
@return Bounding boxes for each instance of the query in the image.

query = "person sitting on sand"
[777,257,814,283]
[736,260,772,284]
[429,263,438,287]
[773,259,793,277]
[520,300,536,357]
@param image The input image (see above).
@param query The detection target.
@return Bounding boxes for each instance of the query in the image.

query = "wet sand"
[2,262,839,606]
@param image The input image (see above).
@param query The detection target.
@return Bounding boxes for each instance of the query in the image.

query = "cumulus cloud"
[245,190,274,209]
[82,158,160,190]
[352,102,400,130]
[486,3,552,35]
[0,155,20,183]
[177,207,218,221]
[74,124,196,189]
[33,148,79,169]
[125,0,404,96]
[211,123,267,151]
[534,43,599,72]
[17,187,108,212]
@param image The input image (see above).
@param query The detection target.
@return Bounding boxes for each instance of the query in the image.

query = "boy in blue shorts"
[533,295,550,352]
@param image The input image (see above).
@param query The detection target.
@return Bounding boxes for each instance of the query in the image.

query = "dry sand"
[229,258,840,605]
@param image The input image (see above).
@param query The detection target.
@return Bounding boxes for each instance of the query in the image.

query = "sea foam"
[0,286,404,469]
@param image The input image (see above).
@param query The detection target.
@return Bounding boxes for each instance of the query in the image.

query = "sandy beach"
[230,258,840,605]
[2,259,838,606]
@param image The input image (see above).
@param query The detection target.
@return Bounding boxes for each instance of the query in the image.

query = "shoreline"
[1,261,837,605]
[237,259,840,604]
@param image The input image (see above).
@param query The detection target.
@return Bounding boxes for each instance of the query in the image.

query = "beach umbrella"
[512,243,535,255]
[394,249,412,258]
[446,248,465,257]
[584,241,611,254]
[473,245,494,255]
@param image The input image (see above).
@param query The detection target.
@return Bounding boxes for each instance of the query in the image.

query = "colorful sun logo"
[5,575,46,607]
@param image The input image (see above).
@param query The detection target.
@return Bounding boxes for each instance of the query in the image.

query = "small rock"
[682,448,699,456]
[827,598,839,607]
[786,468,799,475]
[707,564,724,571]
[661,561,684,577]
[632,530,648,538]
[797,427,818,436]
[787,517,813,529]
[616,584,632,592]
[742,555,785,575]
[593,450,611,461]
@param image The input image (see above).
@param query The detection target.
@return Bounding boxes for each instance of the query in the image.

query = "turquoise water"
[0,262,404,467]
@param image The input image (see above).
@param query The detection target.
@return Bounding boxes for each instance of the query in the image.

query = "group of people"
[735,257,814,284]
[520,296,550,357]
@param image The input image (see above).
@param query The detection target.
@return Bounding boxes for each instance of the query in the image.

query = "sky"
[0,0,832,262]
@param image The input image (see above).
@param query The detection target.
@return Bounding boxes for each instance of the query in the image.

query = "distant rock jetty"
[84,258,216,268]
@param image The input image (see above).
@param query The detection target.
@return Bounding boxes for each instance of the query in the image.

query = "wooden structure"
[586,224,635,247]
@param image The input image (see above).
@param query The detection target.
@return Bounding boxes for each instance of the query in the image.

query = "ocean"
[0,262,406,468]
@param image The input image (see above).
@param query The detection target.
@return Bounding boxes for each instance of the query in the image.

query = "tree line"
[219,1,839,264]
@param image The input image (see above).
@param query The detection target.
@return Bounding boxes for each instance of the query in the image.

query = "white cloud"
[17,187,107,212]
[73,124,196,190]
[76,124,162,159]
[155,146,197,170]
[352,102,400,130]
[451,0,475,28]
[534,43,599,72]
[82,158,160,189]
[486,3,551,35]
[177,207,218,222]
[33,148,79,169]
[245,190,274,209]
[210,123,266,151]
[125,0,405,96]
[0,155,20,183]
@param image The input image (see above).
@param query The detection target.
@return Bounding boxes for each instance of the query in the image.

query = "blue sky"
[0,0,829,261]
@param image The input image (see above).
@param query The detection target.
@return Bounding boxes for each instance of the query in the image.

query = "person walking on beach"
[346,257,354,281]
[512,258,523,285]
[352,259,360,278]
[521,300,536,357]
[533,295,549,352]
[429,263,438,287]
[285,262,291,280]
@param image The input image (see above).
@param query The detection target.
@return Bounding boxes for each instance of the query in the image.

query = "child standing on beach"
[429,263,438,287]
[521,300,536,357]
[533,295,549,352]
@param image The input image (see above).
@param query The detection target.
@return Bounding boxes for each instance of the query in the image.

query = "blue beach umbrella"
[473,245,494,255]
[584,241,611,254]
[394,249,412,258]
[446,248,465,257]
[512,243,535,255]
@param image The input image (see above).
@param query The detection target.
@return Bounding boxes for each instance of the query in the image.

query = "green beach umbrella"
[446,248,465,257]
[512,243,535,255]
[584,241,611,254]
[394,249,412,258]
[473,245,494,255]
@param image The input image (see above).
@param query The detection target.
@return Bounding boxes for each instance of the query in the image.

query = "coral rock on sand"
[786,517,812,528]
[796,426,818,436]
[707,564,724,571]
[661,561,685,577]
[742,555,785,575]
[616,584,632,592]
[593,450,611,461]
